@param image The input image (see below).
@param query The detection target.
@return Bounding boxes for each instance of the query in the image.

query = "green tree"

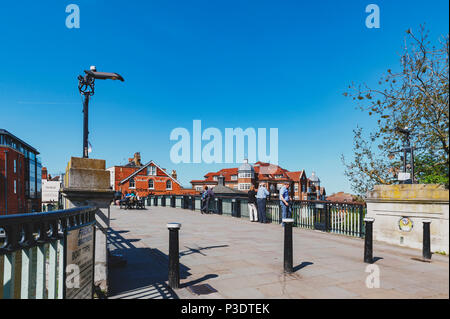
[342,26,449,195]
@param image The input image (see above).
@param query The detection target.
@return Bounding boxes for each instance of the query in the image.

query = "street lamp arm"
[84,70,125,82]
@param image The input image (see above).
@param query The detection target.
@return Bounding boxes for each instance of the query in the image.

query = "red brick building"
[0,129,42,215]
[107,152,195,197]
[191,160,326,200]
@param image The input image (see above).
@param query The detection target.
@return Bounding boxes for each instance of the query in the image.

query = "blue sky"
[0,0,448,194]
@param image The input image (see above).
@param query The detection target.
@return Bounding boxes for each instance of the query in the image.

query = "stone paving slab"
[108,206,449,299]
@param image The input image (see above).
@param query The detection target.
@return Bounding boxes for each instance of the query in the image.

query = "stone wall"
[366,184,449,254]
[61,157,114,294]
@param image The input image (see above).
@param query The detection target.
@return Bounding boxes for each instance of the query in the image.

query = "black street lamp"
[78,66,124,158]
[394,127,416,184]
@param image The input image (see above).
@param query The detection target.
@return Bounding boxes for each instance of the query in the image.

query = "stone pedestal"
[366,184,449,254]
[60,157,114,294]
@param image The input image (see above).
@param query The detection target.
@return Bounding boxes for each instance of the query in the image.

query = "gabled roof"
[119,160,182,187]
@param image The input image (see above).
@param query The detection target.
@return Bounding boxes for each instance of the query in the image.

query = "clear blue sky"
[0,0,448,194]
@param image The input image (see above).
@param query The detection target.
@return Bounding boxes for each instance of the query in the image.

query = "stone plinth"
[61,157,114,295]
[366,184,449,254]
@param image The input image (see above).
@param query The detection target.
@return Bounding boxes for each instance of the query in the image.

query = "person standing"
[201,186,209,214]
[256,183,270,223]
[280,182,292,226]
[247,185,258,222]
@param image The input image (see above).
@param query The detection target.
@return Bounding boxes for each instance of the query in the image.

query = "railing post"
[359,205,365,238]
[423,220,432,260]
[283,218,294,273]
[364,217,375,263]
[167,223,181,289]
[218,198,223,215]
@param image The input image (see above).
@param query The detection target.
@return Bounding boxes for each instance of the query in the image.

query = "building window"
[213,176,218,181]
[195,186,202,191]
[148,179,154,189]
[231,175,237,181]
[238,183,251,190]
[294,184,299,192]
[14,160,16,173]
[302,184,306,193]
[129,178,135,188]
[14,180,17,194]
[148,166,157,176]
[166,180,172,190]
[275,174,283,179]
[238,172,253,178]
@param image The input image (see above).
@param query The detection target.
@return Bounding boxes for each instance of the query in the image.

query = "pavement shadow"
[180,245,229,257]
[293,261,314,272]
[372,257,384,263]
[107,228,186,299]
[180,274,219,288]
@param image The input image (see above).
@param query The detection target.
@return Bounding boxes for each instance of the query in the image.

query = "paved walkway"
[107,205,448,299]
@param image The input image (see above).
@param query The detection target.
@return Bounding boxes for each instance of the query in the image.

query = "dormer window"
[129,178,135,188]
[213,176,218,181]
[148,166,157,176]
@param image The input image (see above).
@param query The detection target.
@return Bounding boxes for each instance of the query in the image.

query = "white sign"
[398,172,411,181]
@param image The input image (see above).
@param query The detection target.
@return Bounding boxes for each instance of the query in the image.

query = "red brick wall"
[0,147,26,215]
[112,164,185,197]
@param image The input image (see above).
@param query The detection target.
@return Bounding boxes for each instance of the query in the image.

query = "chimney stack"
[42,167,48,180]
[171,170,177,180]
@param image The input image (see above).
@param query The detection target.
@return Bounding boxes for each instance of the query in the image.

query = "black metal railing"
[0,206,96,299]
[144,195,366,238]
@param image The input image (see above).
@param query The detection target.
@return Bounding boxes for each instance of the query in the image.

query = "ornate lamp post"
[78,66,124,158]
[393,127,416,184]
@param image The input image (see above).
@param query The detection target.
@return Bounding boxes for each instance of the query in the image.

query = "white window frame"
[148,179,154,189]
[238,183,251,190]
[129,178,136,189]
[166,180,172,190]
[148,166,157,176]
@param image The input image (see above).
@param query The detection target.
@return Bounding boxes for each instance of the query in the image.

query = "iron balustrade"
[0,206,96,299]
[144,194,366,238]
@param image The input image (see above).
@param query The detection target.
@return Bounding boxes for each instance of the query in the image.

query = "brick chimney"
[128,152,142,166]
[42,167,48,180]
[171,170,177,180]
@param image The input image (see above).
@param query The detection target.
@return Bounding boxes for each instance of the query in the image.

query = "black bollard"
[364,217,375,263]
[167,223,181,289]
[283,218,294,273]
[422,220,432,260]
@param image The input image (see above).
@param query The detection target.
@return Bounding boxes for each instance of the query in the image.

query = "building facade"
[191,160,326,200]
[0,129,42,215]
[107,152,195,197]
[41,167,63,211]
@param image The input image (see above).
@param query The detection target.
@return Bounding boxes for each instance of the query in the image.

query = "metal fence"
[0,206,96,299]
[146,195,366,238]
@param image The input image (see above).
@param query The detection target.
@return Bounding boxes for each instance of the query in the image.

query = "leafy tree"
[342,26,449,195]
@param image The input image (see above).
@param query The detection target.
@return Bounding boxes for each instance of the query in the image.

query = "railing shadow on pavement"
[106,228,221,299]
